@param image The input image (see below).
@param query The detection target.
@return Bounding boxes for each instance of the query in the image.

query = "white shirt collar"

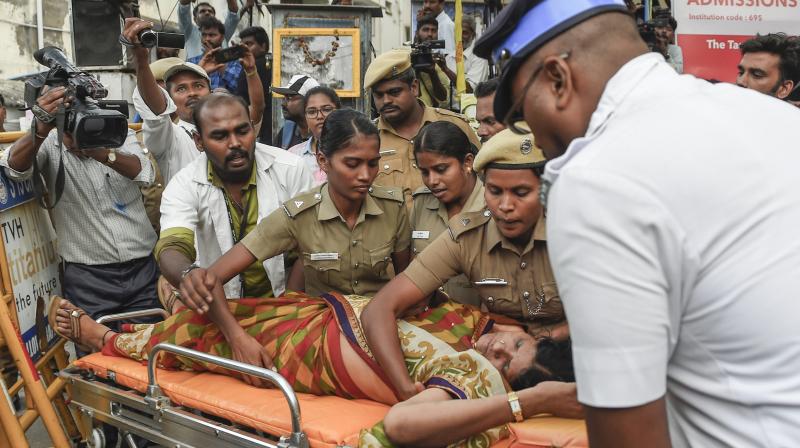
[543,53,663,186]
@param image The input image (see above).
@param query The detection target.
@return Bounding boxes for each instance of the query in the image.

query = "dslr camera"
[410,40,446,71]
[25,47,128,150]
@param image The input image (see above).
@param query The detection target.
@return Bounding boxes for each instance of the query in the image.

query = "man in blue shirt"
[188,17,242,93]
[178,0,250,60]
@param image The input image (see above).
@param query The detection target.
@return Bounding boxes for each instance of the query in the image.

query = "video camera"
[411,40,446,71]
[24,47,128,150]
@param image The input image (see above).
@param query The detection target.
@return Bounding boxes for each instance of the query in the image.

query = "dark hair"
[510,338,575,391]
[417,14,439,30]
[193,2,215,17]
[414,121,476,163]
[0,94,5,107]
[192,93,250,136]
[303,86,343,110]
[239,26,269,52]
[740,33,800,85]
[474,78,499,99]
[198,17,225,36]
[318,109,379,158]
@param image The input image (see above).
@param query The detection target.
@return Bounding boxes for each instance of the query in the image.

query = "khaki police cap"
[473,124,545,175]
[364,48,413,90]
[149,57,184,82]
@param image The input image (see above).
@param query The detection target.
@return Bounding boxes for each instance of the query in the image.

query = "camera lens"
[82,118,105,136]
[138,30,158,48]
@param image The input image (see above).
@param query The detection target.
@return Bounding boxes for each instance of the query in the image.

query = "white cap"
[271,75,320,96]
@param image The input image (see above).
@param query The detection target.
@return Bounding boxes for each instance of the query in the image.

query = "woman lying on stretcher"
[50,291,581,447]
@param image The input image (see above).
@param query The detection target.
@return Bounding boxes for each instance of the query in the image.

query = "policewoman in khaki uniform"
[361,127,566,400]
[180,109,411,310]
[410,121,485,306]
[365,48,482,205]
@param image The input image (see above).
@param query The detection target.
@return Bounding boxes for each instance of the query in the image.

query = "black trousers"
[63,256,162,447]
[62,256,163,331]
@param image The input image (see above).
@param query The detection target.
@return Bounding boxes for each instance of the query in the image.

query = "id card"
[412,231,430,239]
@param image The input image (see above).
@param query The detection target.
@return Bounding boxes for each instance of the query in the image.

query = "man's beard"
[213,148,253,183]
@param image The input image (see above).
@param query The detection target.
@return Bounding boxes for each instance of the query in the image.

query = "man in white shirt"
[476,0,800,447]
[422,0,455,58]
[157,94,313,302]
[445,15,490,92]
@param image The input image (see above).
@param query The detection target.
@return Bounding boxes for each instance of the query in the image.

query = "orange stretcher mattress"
[75,353,587,448]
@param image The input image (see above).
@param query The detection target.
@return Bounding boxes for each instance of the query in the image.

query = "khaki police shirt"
[375,103,482,205]
[410,180,485,306]
[403,210,564,328]
[241,183,411,297]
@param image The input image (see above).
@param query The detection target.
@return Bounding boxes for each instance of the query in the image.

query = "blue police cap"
[474,0,628,123]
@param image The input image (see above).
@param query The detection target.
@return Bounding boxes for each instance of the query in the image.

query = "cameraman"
[0,86,160,331]
[415,15,451,108]
[124,18,264,185]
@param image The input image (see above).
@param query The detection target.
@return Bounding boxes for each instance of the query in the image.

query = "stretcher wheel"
[88,427,105,448]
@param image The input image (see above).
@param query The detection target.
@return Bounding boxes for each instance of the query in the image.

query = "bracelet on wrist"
[180,262,201,280]
[245,69,257,77]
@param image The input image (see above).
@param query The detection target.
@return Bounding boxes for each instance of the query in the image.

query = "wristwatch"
[180,263,200,280]
[507,391,524,422]
[105,149,117,165]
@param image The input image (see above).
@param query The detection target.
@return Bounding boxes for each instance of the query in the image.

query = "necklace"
[298,31,341,67]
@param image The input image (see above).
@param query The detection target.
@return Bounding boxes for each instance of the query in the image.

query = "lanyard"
[222,187,252,297]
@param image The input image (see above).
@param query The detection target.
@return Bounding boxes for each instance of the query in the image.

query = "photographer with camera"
[414,15,451,108]
[0,80,160,340]
[124,18,264,185]
[364,48,481,205]
[179,0,251,60]
[188,17,250,94]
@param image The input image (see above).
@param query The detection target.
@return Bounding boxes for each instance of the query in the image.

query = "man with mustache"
[156,93,313,314]
[365,48,481,205]
[124,18,264,185]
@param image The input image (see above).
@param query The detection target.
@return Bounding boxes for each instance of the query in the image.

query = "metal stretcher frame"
[60,340,310,448]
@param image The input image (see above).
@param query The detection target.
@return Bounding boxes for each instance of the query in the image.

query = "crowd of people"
[3,0,800,446]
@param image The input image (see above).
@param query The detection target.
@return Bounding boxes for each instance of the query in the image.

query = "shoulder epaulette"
[369,185,404,203]
[412,186,432,197]
[282,188,323,218]
[447,209,492,241]
[434,107,470,123]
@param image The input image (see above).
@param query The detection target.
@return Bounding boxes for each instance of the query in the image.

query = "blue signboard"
[0,168,36,213]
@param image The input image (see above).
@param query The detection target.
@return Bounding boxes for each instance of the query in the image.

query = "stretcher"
[59,311,588,448]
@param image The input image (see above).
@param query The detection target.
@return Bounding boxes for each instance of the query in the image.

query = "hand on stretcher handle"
[147,343,309,448]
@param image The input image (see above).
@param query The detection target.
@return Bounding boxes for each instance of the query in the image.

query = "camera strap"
[31,105,66,210]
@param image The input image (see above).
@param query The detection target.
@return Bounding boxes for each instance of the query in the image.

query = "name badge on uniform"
[412,231,430,239]
[310,252,339,261]
[474,278,508,286]
[379,149,397,156]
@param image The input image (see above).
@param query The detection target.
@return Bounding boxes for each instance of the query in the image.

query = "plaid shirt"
[188,55,243,93]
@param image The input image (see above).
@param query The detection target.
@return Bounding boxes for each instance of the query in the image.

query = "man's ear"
[410,79,420,97]
[544,58,574,111]
[192,130,204,152]
[776,80,795,99]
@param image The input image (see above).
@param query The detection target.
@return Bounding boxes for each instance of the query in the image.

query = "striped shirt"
[0,130,157,264]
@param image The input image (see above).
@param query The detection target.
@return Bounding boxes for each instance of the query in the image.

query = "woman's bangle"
[507,391,524,422]
[245,69,258,77]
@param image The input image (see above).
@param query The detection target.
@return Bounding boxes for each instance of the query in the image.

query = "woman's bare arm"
[383,382,583,447]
